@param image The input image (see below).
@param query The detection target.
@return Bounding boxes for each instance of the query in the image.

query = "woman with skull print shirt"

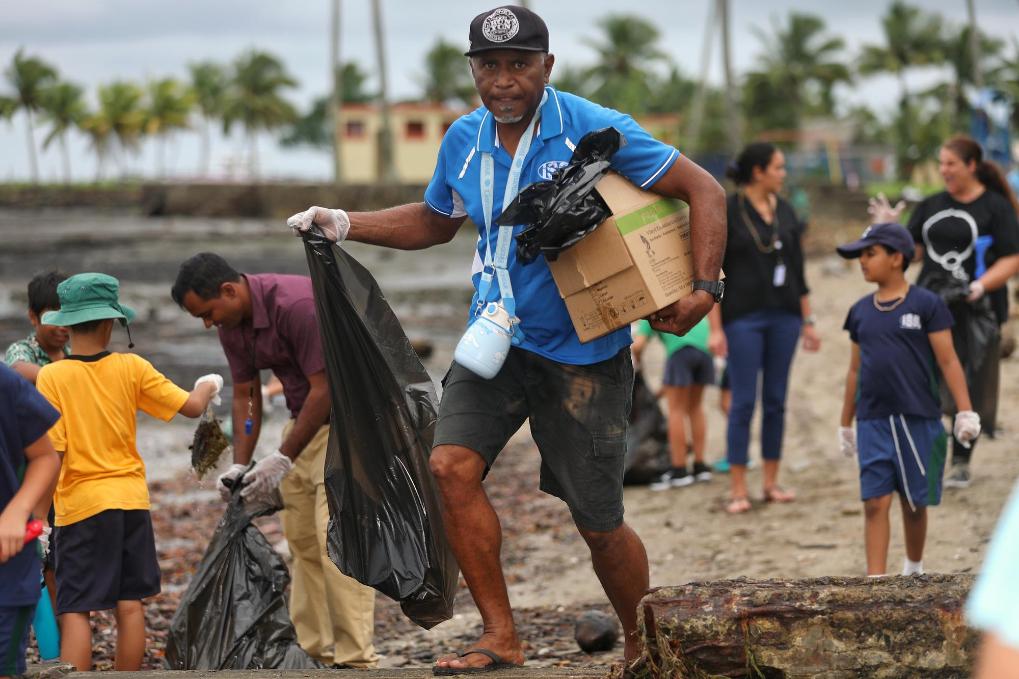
[904,136,1019,488]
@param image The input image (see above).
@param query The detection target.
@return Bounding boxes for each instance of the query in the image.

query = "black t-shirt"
[719,192,809,324]
[907,190,1019,324]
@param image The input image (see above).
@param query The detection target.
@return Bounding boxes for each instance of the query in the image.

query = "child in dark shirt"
[837,223,980,576]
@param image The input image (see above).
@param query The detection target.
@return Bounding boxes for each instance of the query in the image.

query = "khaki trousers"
[279,421,377,667]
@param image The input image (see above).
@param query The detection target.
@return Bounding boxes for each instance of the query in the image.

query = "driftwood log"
[631,574,978,678]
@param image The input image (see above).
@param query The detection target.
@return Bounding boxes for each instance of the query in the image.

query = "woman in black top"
[708,143,821,514]
[898,136,1019,488]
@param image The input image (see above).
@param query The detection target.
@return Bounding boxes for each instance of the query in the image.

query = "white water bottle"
[454,303,513,379]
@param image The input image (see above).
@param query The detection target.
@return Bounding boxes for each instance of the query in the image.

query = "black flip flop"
[432,648,520,675]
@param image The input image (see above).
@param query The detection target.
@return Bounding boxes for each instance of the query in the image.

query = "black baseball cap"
[465,5,549,56]
[836,222,915,259]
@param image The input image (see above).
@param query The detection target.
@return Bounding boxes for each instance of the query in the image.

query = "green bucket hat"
[41,273,137,327]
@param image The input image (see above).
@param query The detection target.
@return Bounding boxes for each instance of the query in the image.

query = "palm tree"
[582,15,668,114]
[221,50,298,178]
[371,0,396,183]
[281,62,374,150]
[40,81,87,183]
[0,95,16,123]
[743,12,851,134]
[421,39,476,107]
[331,0,343,184]
[96,81,145,178]
[5,50,58,182]
[80,113,113,182]
[145,78,194,178]
[989,38,1019,129]
[857,1,944,179]
[188,61,228,177]
[939,23,1003,128]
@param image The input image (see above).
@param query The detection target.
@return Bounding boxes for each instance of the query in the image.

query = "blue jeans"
[724,310,802,465]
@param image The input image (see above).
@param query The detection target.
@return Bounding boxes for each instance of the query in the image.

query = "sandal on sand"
[725,496,751,514]
[763,486,796,503]
[433,648,521,675]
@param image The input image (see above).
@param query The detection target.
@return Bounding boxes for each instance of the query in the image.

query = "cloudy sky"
[1,0,1017,181]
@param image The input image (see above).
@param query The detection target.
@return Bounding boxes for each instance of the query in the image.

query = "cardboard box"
[547,172,693,343]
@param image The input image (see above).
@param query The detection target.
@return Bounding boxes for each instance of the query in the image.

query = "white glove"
[194,374,224,406]
[240,451,293,500]
[216,463,248,501]
[39,524,51,558]
[287,206,350,243]
[839,426,857,458]
[867,193,906,224]
[967,280,986,302]
[954,410,981,448]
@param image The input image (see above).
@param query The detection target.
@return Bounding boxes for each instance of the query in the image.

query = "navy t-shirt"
[0,363,60,606]
[843,286,954,420]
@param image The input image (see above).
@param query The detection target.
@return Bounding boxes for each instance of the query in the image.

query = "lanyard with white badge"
[473,91,548,341]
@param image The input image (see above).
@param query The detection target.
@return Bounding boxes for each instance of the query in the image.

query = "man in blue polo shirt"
[288,4,726,673]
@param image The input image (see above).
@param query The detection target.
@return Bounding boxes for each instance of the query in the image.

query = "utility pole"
[371,0,397,183]
[330,0,343,184]
[684,1,716,156]
[718,0,742,153]
[966,0,984,89]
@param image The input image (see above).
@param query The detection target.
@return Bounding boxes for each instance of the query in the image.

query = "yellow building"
[338,102,681,183]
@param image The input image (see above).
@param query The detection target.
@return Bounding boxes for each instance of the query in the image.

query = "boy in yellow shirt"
[35,273,222,671]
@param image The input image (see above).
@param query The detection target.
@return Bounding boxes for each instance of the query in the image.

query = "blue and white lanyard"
[475,93,547,338]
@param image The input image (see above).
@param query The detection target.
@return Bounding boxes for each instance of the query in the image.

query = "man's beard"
[494,113,524,124]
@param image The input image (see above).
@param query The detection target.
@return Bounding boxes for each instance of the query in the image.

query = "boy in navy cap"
[837,223,980,576]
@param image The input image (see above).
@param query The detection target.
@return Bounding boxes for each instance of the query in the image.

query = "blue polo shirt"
[425,86,681,365]
[1,363,60,606]
[843,286,954,420]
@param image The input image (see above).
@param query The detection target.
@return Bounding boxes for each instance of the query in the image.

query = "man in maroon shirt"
[171,252,377,669]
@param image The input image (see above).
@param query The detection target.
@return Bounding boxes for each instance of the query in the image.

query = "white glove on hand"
[287,206,350,243]
[839,426,857,458]
[867,193,906,224]
[194,374,224,406]
[39,524,51,558]
[967,280,986,302]
[240,451,293,500]
[217,463,248,501]
[954,410,981,448]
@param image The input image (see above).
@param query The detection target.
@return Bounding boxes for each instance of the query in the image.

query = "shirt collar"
[244,274,270,330]
[476,86,564,153]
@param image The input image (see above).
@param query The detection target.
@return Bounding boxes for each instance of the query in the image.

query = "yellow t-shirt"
[36,352,189,526]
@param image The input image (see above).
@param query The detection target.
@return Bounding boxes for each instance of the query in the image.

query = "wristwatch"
[693,279,725,303]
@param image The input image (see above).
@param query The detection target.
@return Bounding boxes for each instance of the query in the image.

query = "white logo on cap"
[482,8,520,43]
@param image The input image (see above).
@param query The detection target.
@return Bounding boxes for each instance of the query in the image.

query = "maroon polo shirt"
[218,273,325,418]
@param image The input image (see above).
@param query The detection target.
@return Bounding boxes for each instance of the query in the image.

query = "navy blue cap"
[465,6,549,56]
[836,222,915,259]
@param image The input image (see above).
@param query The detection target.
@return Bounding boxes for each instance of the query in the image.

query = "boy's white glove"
[217,463,248,501]
[838,426,857,458]
[194,374,224,406]
[867,193,906,223]
[287,206,350,243]
[240,451,293,501]
[39,524,51,558]
[954,410,981,448]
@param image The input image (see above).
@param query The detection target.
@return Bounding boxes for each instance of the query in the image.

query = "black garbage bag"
[623,371,670,485]
[301,232,458,629]
[499,127,626,263]
[164,488,321,670]
[917,269,1001,433]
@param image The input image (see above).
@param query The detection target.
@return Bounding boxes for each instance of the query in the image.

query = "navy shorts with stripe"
[0,605,36,676]
[53,509,161,615]
[663,346,715,388]
[857,415,948,507]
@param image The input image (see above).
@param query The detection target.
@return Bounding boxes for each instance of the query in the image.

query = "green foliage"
[857,1,944,83]
[421,39,475,107]
[188,61,228,119]
[221,50,298,137]
[145,77,193,136]
[281,62,374,149]
[96,81,145,152]
[0,95,18,121]
[582,14,667,115]
[6,49,58,113]
[39,81,87,149]
[743,12,851,135]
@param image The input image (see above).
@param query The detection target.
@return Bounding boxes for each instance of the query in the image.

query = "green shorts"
[434,347,633,532]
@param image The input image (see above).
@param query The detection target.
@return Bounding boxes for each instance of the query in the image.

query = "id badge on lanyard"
[772,238,786,287]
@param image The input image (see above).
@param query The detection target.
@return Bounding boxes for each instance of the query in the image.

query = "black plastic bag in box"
[499,126,626,263]
[164,489,321,670]
[301,233,458,629]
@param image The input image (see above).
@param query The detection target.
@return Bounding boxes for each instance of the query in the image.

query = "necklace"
[872,286,909,312]
[738,193,782,254]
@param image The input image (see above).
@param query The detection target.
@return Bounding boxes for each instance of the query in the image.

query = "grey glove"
[216,463,247,501]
